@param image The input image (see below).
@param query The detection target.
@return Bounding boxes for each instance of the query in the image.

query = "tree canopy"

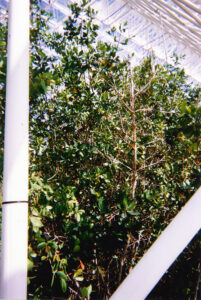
[0,1,200,299]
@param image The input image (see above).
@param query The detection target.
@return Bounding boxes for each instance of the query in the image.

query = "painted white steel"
[0,204,28,298]
[0,0,29,298]
[110,187,201,300]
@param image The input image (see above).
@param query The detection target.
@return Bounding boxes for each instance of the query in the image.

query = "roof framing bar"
[152,0,201,31]
[173,0,201,27]
[128,0,201,54]
[133,0,201,47]
[140,0,201,42]
[153,0,201,28]
[175,0,201,15]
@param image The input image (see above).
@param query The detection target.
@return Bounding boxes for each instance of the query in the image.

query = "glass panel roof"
[1,0,201,82]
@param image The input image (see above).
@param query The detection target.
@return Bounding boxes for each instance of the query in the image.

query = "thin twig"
[68,287,82,300]
[47,172,58,181]
[194,262,201,300]
[112,83,135,114]
[130,66,138,199]
[118,235,130,284]
[138,157,165,171]
[96,149,132,171]
[135,108,153,113]
[134,75,155,98]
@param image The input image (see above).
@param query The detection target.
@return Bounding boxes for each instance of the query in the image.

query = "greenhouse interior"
[0,0,200,299]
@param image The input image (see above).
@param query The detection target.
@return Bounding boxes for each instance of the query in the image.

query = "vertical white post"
[0,0,29,299]
[110,187,201,300]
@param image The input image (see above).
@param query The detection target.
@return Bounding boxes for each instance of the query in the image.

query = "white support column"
[110,187,201,300]
[0,0,29,299]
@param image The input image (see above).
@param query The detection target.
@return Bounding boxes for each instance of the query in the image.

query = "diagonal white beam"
[110,187,201,300]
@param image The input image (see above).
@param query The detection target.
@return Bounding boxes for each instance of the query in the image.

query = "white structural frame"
[110,187,201,300]
[0,0,29,299]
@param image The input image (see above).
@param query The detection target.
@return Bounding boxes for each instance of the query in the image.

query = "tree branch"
[194,262,201,300]
[130,67,138,199]
[138,157,165,171]
[96,149,132,171]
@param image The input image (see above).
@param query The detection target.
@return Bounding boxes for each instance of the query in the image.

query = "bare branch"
[138,157,165,171]
[194,262,201,300]
[145,138,165,146]
[135,108,153,113]
[47,172,58,181]
[130,66,138,199]
[112,83,135,114]
[134,75,155,97]
[118,235,130,284]
[159,110,177,114]
[96,149,132,171]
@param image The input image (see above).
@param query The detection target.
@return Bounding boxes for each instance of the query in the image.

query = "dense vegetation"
[0,1,200,299]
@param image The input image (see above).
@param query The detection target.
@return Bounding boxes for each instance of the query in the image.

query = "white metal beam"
[0,0,29,299]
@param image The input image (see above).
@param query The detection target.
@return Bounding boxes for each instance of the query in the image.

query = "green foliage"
[81,284,92,298]
[0,1,200,299]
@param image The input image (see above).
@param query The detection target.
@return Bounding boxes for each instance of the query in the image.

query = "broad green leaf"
[37,242,46,249]
[30,216,43,228]
[81,284,92,297]
[60,278,67,293]
[28,259,34,271]
[57,271,67,281]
